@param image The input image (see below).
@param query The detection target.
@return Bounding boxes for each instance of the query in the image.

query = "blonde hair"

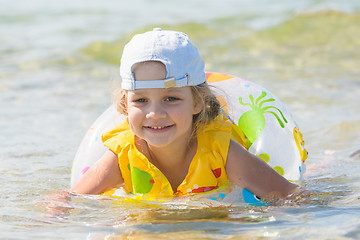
[113,83,221,136]
[190,83,220,135]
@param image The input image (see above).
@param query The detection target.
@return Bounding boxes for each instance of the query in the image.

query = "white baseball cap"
[120,28,206,90]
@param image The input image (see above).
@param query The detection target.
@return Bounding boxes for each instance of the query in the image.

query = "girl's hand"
[261,187,312,206]
[42,190,73,218]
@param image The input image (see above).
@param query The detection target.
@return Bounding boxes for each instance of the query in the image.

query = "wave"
[77,10,360,81]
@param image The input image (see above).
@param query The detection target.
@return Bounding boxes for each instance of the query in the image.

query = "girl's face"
[126,61,201,148]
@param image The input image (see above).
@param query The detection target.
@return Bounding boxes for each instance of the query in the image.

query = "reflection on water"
[1,0,360,239]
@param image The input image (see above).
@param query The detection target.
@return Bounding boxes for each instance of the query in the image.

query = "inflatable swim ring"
[71,72,307,206]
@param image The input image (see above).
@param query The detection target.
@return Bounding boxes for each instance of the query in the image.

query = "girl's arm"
[225,139,298,200]
[70,150,124,195]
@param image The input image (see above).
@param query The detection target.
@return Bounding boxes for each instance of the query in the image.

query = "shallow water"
[1,0,360,239]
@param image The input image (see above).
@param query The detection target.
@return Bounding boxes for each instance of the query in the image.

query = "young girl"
[71,29,298,200]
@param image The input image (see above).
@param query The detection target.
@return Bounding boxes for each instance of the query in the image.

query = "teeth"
[146,125,171,130]
[149,126,166,129]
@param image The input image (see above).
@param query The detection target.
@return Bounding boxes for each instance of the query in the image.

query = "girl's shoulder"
[201,113,232,134]
[102,118,134,154]
[200,113,247,148]
[197,114,233,161]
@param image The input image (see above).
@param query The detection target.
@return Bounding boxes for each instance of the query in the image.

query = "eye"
[133,98,147,103]
[165,96,180,102]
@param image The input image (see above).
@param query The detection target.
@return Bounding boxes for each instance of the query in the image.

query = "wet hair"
[113,82,221,136]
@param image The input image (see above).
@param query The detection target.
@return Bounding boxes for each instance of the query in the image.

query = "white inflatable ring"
[71,72,307,205]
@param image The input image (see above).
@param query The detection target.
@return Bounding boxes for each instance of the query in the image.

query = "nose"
[146,102,166,119]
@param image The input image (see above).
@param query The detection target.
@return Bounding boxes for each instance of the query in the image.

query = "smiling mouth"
[145,125,173,130]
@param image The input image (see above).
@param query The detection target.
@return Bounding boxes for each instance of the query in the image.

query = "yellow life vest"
[101,114,246,197]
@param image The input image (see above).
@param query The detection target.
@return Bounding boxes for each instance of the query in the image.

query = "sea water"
[1,0,360,239]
